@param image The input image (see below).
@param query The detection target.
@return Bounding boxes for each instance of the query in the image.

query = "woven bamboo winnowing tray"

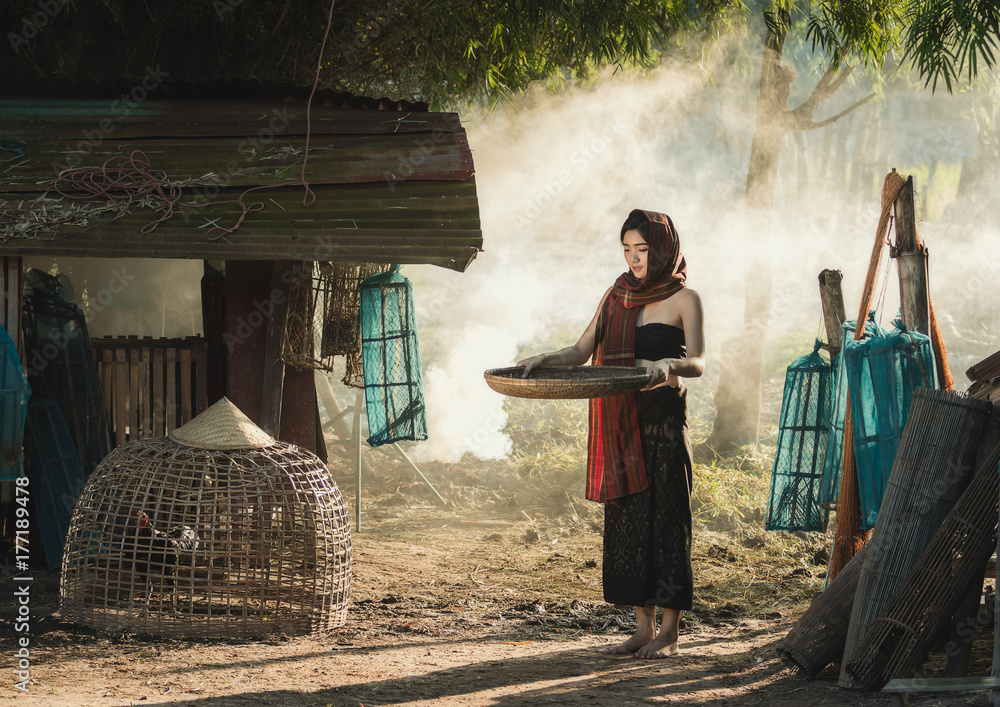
[484,366,652,399]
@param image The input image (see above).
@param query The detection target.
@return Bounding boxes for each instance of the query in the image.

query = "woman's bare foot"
[604,628,655,654]
[634,635,679,659]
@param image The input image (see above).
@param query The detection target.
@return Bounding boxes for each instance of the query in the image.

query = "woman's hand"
[516,353,549,378]
[642,360,672,389]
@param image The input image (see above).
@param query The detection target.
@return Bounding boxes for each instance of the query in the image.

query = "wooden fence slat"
[91,336,208,445]
[194,349,208,415]
[129,347,139,443]
[114,347,127,447]
[153,348,164,437]
[141,347,151,439]
[180,348,192,425]
[101,349,114,431]
[166,348,177,433]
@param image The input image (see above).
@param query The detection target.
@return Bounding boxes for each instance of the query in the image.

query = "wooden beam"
[818,269,847,355]
[892,176,930,335]
[260,260,292,437]
[1,257,22,356]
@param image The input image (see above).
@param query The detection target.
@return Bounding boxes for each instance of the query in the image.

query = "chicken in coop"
[123,510,199,578]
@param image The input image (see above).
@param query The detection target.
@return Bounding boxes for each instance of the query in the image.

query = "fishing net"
[765,340,833,532]
[844,315,938,530]
[359,266,428,447]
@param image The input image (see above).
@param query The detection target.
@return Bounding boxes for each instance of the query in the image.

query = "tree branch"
[790,62,855,122]
[793,93,876,131]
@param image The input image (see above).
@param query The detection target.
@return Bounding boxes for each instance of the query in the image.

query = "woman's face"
[622,229,649,280]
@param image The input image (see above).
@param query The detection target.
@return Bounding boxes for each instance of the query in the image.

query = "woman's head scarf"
[586,209,687,503]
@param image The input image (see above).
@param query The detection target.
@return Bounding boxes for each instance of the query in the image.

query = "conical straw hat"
[170,397,276,450]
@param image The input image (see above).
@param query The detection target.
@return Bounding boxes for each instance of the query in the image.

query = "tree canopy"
[1,0,737,106]
[3,1,997,102]
[903,0,1000,91]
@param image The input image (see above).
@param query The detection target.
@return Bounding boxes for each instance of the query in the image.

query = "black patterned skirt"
[602,385,693,610]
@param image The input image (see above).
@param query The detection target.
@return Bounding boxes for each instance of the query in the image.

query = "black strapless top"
[635,323,686,361]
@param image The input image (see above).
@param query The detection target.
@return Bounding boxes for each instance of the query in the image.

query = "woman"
[518,209,704,659]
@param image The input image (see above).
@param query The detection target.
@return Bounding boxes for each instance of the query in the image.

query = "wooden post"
[818,269,847,356]
[892,176,930,335]
[260,261,291,437]
[1,257,22,356]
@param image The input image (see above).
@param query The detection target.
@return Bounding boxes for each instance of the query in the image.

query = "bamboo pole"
[353,388,363,533]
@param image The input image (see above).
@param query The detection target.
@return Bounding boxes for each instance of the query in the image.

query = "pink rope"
[54,150,185,234]
[300,0,338,207]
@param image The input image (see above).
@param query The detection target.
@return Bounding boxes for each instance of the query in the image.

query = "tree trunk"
[707,19,792,453]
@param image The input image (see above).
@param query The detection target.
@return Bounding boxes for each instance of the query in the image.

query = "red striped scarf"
[586,210,687,503]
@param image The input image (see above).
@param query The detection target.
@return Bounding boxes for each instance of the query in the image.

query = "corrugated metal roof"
[0,93,482,271]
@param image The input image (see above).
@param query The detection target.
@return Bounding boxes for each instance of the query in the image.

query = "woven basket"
[484,366,651,399]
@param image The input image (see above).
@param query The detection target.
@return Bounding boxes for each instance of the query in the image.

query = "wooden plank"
[892,176,930,336]
[194,348,208,415]
[101,348,114,427]
[884,676,1000,692]
[129,347,140,442]
[818,269,846,355]
[166,348,177,433]
[893,176,918,251]
[1,257,21,353]
[153,348,164,437]
[0,98,464,138]
[114,347,127,447]
[180,348,192,425]
[0,134,474,191]
[141,346,151,439]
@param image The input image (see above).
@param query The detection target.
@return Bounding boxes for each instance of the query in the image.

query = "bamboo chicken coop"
[60,398,352,639]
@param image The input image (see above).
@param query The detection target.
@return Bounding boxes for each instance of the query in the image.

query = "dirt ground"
[3,455,997,707]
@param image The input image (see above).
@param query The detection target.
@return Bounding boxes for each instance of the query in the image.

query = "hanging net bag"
[359,265,428,447]
[818,317,879,508]
[280,261,391,385]
[0,324,30,481]
[765,340,833,532]
[843,315,938,530]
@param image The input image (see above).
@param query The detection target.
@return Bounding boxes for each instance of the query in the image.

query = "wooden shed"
[0,81,482,456]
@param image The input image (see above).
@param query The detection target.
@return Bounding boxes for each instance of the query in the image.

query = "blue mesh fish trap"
[765,341,833,532]
[1,324,30,481]
[818,317,880,507]
[818,348,848,507]
[844,315,938,530]
[359,266,428,447]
